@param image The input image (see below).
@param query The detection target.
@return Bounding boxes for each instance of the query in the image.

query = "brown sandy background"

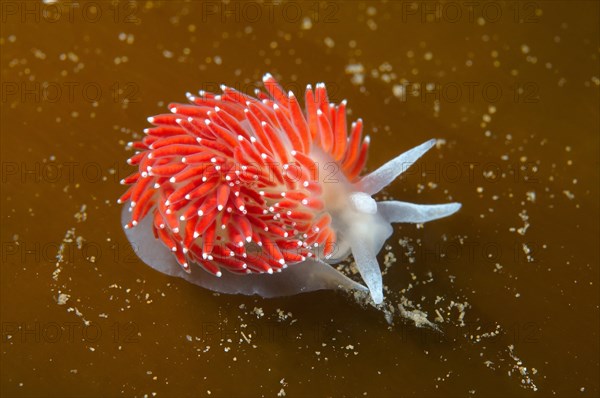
[1,1,598,397]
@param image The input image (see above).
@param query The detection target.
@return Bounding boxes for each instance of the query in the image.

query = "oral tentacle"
[349,234,384,305]
[377,201,462,224]
[358,139,436,195]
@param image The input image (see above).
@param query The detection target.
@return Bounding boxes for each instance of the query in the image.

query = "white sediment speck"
[301,17,312,30]
[398,304,438,330]
[563,190,575,200]
[345,63,365,86]
[57,293,70,305]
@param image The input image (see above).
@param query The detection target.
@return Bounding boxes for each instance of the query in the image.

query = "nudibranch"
[119,73,460,304]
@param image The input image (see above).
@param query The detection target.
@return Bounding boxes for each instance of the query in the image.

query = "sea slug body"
[119,73,461,304]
